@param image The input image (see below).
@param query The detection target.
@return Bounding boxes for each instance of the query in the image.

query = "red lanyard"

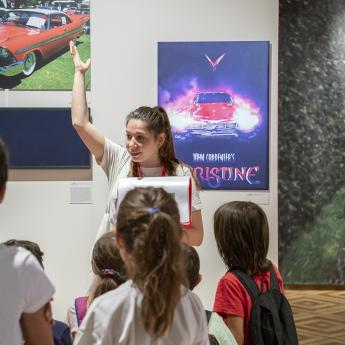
[137,164,167,177]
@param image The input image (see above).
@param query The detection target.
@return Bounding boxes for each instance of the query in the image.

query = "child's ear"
[158,133,166,147]
[115,232,129,264]
[197,273,202,286]
[0,184,6,203]
[115,232,125,249]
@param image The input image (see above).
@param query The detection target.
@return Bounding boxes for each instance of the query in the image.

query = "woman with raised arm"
[70,42,204,246]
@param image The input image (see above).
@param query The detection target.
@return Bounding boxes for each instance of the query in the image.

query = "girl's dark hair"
[214,201,271,275]
[90,231,126,303]
[182,244,200,290]
[0,138,8,189]
[117,187,185,339]
[126,106,179,176]
[4,239,44,268]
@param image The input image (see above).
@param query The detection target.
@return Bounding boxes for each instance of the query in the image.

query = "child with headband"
[66,231,126,341]
[74,187,209,345]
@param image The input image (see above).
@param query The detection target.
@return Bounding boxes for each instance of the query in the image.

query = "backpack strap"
[269,264,280,291]
[205,310,212,324]
[231,270,261,302]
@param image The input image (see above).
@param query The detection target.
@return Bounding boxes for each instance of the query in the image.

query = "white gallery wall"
[0,0,279,320]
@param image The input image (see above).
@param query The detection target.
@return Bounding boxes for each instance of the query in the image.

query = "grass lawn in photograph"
[15,34,91,90]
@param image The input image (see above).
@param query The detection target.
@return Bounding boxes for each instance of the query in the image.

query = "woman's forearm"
[69,43,104,160]
[182,210,204,246]
[72,71,89,127]
[182,226,204,246]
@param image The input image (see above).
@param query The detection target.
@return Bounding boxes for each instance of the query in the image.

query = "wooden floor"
[285,289,345,345]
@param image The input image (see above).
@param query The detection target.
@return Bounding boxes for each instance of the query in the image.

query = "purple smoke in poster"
[158,41,270,190]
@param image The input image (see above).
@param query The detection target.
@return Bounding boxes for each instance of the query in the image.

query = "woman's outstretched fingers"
[69,41,91,72]
[69,40,75,55]
[70,41,81,62]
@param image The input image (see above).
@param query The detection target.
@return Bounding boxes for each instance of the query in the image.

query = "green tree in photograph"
[281,187,345,284]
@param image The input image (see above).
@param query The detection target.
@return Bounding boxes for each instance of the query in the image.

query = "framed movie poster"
[0,1,90,90]
[158,41,270,190]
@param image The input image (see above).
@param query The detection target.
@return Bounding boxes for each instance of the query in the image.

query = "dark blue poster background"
[0,108,90,168]
[158,41,270,190]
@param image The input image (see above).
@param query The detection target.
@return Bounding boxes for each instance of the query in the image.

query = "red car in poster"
[186,91,238,137]
[172,91,261,140]
[0,9,88,77]
[189,91,235,121]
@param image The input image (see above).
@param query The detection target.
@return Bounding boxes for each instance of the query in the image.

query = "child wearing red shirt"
[212,201,285,345]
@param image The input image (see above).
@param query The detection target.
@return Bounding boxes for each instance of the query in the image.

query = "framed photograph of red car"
[158,41,270,190]
[0,0,90,90]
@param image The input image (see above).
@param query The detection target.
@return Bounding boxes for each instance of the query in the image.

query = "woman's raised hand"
[70,40,91,74]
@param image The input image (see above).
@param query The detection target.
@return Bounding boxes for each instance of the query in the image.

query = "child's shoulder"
[271,261,283,276]
[224,262,285,294]
[222,270,243,281]
[218,262,284,291]
[270,262,285,293]
[180,287,204,310]
[92,280,135,312]
[218,271,246,291]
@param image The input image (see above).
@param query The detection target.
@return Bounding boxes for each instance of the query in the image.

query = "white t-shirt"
[0,245,55,345]
[96,138,202,239]
[74,280,209,345]
[66,304,79,341]
[208,312,237,345]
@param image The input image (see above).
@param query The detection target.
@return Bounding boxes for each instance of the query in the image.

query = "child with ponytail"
[74,187,209,345]
[66,231,126,341]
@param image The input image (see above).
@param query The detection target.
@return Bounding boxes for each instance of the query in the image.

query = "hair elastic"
[101,269,120,279]
[148,207,160,216]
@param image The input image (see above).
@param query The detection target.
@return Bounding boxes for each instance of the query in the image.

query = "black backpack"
[231,265,299,345]
[209,334,220,345]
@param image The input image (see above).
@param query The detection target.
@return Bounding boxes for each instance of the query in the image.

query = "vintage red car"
[181,92,237,137]
[188,91,235,121]
[172,91,260,140]
[0,9,88,77]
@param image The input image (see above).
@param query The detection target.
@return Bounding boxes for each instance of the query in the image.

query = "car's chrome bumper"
[189,121,238,136]
[173,121,238,141]
[0,61,24,77]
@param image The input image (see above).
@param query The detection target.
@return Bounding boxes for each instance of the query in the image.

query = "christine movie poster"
[158,41,270,190]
